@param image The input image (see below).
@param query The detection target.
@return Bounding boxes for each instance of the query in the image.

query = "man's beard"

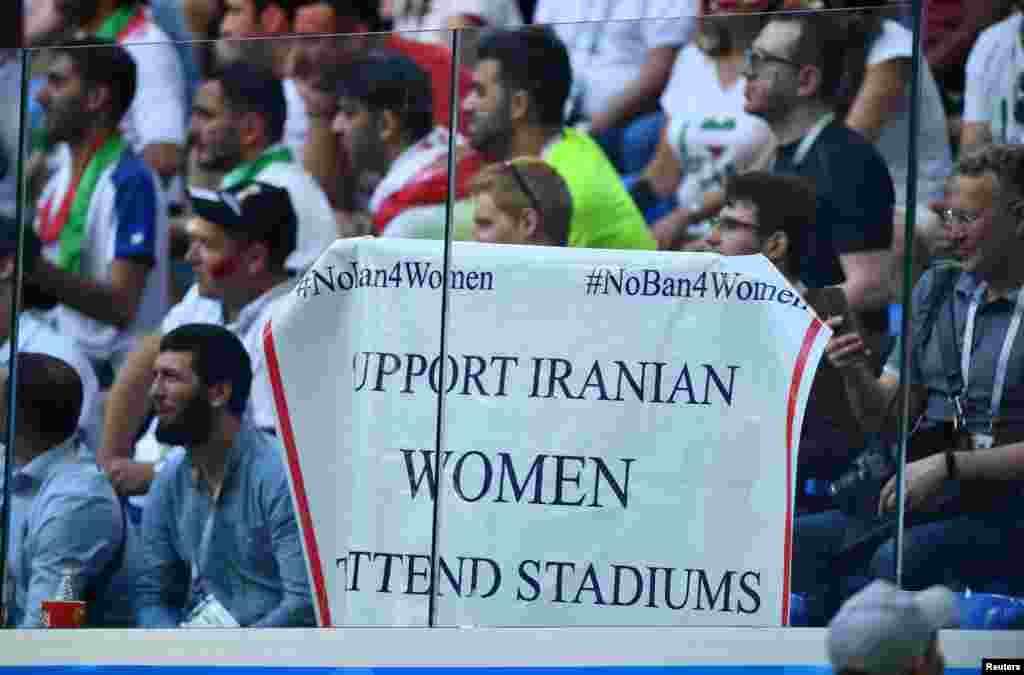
[154,389,215,447]
[195,128,244,172]
[468,101,513,160]
[45,95,90,145]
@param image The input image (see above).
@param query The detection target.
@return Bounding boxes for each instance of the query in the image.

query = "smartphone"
[805,285,861,337]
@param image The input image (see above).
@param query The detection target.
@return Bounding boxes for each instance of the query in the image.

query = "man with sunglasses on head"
[744,13,895,360]
[463,28,656,251]
[471,158,572,247]
[795,144,1024,623]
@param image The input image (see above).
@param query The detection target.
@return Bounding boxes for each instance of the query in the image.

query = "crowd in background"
[0,0,1023,629]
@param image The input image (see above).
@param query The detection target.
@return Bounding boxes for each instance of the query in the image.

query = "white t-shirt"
[389,0,523,37]
[283,78,308,162]
[220,147,337,273]
[0,311,101,454]
[119,16,188,153]
[535,0,697,119]
[867,20,951,209]
[964,12,1024,145]
[660,45,775,234]
[35,149,170,364]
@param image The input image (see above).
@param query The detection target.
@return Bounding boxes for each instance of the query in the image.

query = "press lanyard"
[189,493,219,600]
[960,283,1024,429]
[769,112,835,171]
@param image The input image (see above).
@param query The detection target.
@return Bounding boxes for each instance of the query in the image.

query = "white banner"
[263,238,828,628]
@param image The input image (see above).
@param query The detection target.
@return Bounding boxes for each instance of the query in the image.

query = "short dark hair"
[210,62,287,146]
[160,324,253,417]
[12,352,83,447]
[770,13,848,105]
[723,171,816,269]
[335,52,433,143]
[476,28,571,127]
[54,38,137,124]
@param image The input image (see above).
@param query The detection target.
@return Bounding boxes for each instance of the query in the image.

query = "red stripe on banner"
[782,318,823,626]
[262,320,332,627]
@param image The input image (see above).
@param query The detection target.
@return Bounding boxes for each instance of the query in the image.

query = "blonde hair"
[470,158,573,246]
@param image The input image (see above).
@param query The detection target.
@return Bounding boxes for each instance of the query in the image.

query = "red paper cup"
[41,600,86,628]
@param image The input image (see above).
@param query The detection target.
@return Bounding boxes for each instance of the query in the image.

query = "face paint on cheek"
[210,253,241,280]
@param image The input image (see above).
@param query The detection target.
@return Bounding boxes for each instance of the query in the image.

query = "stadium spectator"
[216,0,317,160]
[464,28,656,250]
[288,1,473,216]
[923,0,1011,112]
[31,0,187,184]
[135,324,314,628]
[797,144,1024,620]
[100,181,296,497]
[830,1,951,304]
[2,352,123,628]
[471,158,571,246]
[380,0,523,68]
[961,2,1024,152]
[382,0,523,36]
[189,62,337,270]
[706,171,864,513]
[743,13,895,350]
[332,53,483,237]
[29,40,170,386]
[534,0,698,174]
[827,581,955,675]
[632,0,776,250]
[0,216,100,453]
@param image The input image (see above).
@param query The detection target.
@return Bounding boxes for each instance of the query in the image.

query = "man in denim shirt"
[3,352,123,627]
[135,323,314,627]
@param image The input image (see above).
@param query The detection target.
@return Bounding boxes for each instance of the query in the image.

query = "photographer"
[793,144,1024,622]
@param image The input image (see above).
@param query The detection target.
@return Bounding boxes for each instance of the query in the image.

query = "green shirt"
[545,128,655,251]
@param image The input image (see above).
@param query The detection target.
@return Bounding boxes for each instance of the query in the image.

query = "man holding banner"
[470,158,572,247]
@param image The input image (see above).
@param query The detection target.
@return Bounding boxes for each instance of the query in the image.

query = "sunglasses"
[504,161,542,214]
[710,215,760,233]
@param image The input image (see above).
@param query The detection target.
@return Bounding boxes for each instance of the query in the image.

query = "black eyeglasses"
[743,47,802,77]
[710,215,760,233]
[504,161,542,214]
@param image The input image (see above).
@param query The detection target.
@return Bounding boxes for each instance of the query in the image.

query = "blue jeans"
[793,508,1024,623]
[594,110,666,175]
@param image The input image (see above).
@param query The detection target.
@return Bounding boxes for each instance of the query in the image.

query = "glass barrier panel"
[0,26,456,629]
[427,1,975,630]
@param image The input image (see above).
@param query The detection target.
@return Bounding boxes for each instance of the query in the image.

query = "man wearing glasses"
[796,144,1024,622]
[743,13,896,359]
[705,171,865,515]
[470,158,572,247]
